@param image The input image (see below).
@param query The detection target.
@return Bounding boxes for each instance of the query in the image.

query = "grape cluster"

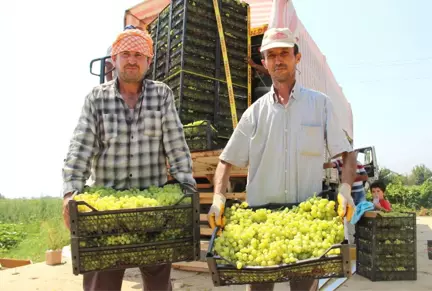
[80,243,193,272]
[73,184,193,250]
[79,229,186,248]
[214,197,345,269]
[74,184,190,212]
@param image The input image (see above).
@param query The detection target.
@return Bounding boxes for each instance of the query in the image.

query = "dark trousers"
[248,279,319,291]
[83,264,172,291]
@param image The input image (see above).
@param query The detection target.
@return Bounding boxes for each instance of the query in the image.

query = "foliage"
[0,197,62,223]
[0,197,69,262]
[410,164,432,185]
[0,223,26,252]
[43,220,70,251]
[371,180,432,210]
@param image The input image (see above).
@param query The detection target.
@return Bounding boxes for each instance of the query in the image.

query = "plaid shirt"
[62,79,195,195]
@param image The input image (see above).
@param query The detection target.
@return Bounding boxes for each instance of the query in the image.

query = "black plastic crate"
[357,250,416,270]
[183,120,225,151]
[206,202,353,286]
[69,184,200,275]
[355,212,417,281]
[166,71,248,126]
[147,0,249,86]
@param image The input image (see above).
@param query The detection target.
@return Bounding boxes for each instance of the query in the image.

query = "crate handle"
[206,227,237,265]
[318,244,342,259]
[74,200,99,212]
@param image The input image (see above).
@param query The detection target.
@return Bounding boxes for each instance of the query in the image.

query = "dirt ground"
[1,217,431,291]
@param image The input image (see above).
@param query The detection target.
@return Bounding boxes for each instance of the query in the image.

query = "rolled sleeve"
[161,85,195,186]
[219,108,255,167]
[325,97,352,158]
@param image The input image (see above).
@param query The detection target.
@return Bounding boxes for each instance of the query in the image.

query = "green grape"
[215,197,344,269]
[74,184,189,212]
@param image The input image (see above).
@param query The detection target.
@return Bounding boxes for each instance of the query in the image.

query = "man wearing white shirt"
[208,27,357,291]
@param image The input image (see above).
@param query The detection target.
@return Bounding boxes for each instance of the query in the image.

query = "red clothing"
[379,199,392,211]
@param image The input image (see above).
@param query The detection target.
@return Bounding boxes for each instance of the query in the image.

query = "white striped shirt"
[220,82,352,206]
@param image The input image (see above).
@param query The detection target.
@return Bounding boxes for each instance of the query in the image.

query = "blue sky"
[0,0,430,198]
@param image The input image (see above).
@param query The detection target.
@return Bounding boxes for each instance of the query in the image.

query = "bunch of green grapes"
[214,197,344,269]
[79,228,188,248]
[74,184,189,212]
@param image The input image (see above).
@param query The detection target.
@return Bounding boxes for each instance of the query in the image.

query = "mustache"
[124,65,140,69]
[274,65,288,70]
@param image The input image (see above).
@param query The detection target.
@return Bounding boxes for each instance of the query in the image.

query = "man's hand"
[338,183,355,206]
[337,194,355,222]
[63,192,75,230]
[337,183,355,222]
[207,193,226,230]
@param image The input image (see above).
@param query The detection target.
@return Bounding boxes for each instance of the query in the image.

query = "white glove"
[339,183,355,207]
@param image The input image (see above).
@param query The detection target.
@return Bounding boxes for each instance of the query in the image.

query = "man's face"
[262,47,301,83]
[114,51,151,83]
[371,187,384,200]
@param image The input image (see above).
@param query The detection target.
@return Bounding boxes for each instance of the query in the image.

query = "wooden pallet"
[191,150,248,177]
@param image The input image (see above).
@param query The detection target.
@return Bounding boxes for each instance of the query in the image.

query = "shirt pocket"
[142,110,163,138]
[101,113,118,141]
[298,124,324,157]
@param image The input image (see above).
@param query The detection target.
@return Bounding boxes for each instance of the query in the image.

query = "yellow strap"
[247,5,252,108]
[212,0,238,129]
[162,69,247,89]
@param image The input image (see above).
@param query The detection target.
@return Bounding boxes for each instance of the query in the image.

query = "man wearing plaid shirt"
[62,27,194,291]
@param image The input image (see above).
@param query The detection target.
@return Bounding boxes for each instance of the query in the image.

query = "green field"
[0,198,70,263]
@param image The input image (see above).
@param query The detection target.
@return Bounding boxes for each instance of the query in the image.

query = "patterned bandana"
[111,29,154,58]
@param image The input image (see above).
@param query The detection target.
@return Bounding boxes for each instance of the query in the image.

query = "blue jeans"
[353,189,366,205]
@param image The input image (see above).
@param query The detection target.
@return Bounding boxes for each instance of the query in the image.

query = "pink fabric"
[111,29,154,58]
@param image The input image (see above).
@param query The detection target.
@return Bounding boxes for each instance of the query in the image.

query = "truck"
[90,0,379,203]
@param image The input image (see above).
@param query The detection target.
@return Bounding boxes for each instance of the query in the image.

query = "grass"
[0,197,70,263]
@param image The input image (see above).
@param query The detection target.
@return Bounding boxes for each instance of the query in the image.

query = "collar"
[268,81,301,104]
[113,78,147,100]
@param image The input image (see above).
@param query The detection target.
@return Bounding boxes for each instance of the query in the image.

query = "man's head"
[111,28,154,84]
[371,181,386,200]
[260,27,301,83]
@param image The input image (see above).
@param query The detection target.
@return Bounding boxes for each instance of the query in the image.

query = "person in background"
[370,181,392,212]
[62,27,195,291]
[105,45,116,82]
[208,27,357,291]
[323,155,369,205]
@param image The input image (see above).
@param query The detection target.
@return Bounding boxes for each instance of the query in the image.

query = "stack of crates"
[250,29,272,103]
[355,212,417,281]
[146,0,251,145]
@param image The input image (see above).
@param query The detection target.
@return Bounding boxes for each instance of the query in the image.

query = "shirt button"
[130,154,133,157]
[129,174,133,177]
[131,136,134,139]
[284,129,288,132]
[285,190,288,194]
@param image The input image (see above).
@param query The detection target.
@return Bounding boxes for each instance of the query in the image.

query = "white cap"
[260,27,296,52]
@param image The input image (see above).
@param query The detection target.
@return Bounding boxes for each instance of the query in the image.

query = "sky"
[0,0,430,198]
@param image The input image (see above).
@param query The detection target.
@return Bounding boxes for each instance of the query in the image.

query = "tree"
[378,167,408,185]
[0,193,5,199]
[410,164,432,186]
